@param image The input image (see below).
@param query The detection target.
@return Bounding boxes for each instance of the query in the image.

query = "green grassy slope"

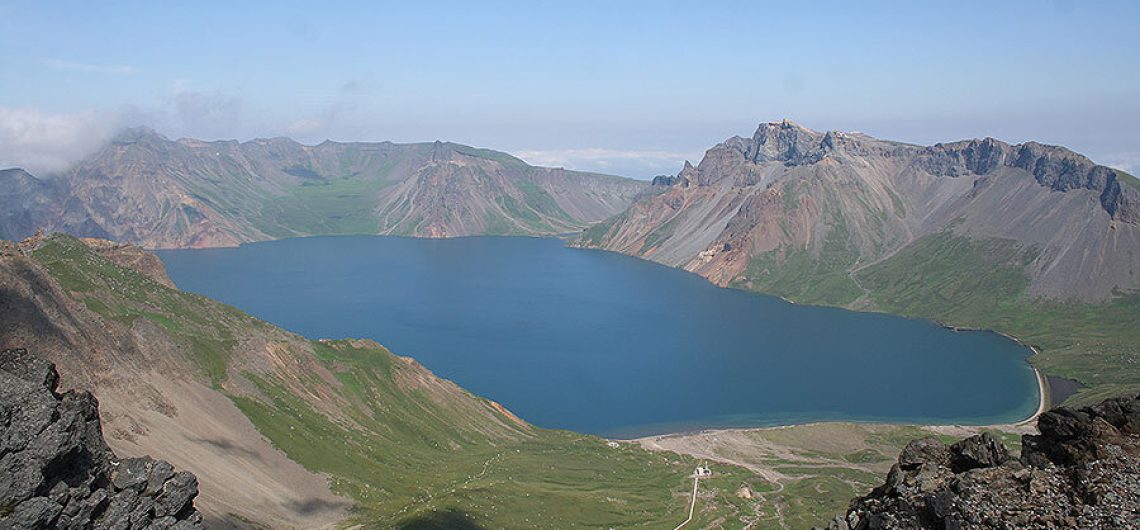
[30,235,243,384]
[235,351,761,528]
[855,232,1140,404]
[732,216,864,306]
[28,235,763,528]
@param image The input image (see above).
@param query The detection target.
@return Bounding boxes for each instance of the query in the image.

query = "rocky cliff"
[0,129,647,248]
[0,347,203,529]
[818,395,1140,530]
[580,120,1140,303]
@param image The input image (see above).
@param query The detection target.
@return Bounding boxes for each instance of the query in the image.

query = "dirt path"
[673,473,701,530]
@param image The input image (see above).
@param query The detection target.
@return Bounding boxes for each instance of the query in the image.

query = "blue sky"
[1,0,1138,178]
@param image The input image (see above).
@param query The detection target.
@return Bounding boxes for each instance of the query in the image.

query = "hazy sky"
[1,0,1138,178]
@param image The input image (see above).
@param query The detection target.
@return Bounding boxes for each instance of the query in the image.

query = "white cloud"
[514,148,697,178]
[1101,153,1140,176]
[515,147,690,166]
[43,59,138,75]
[0,106,134,174]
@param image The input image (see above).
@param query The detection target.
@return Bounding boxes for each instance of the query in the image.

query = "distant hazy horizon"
[2,0,1138,178]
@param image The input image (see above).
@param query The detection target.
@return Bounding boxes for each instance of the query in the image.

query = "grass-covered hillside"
[853,231,1140,405]
[730,229,1140,405]
[12,234,764,528]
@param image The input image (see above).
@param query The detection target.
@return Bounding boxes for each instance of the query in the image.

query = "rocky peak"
[0,168,52,193]
[677,160,700,187]
[744,120,827,165]
[820,395,1140,530]
[1,167,36,182]
[111,126,170,147]
[0,348,204,529]
[430,140,457,163]
[720,121,879,167]
[918,137,1012,177]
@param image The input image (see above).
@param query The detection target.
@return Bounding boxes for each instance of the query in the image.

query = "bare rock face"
[819,395,1140,530]
[916,138,1138,223]
[0,348,203,529]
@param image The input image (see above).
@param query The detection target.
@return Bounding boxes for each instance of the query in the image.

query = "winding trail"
[673,473,701,530]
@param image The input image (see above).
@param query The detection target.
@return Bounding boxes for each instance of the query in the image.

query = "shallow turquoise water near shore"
[158,235,1039,437]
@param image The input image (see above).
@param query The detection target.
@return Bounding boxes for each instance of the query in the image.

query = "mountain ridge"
[579,120,1139,302]
[2,128,648,248]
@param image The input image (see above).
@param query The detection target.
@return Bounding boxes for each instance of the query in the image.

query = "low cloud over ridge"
[0,106,134,175]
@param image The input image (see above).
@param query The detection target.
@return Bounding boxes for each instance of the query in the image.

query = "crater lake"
[157,235,1040,437]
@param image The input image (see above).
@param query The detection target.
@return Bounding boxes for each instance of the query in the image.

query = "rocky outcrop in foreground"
[0,348,202,529]
[819,395,1140,530]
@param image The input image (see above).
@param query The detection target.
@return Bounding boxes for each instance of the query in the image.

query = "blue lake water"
[157,235,1040,437]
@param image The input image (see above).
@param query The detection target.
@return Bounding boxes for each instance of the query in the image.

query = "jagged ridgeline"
[0,128,647,247]
[579,121,1140,403]
[0,234,762,528]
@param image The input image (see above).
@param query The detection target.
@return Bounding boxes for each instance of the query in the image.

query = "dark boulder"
[0,348,203,529]
[825,395,1140,529]
[948,432,1012,472]
[897,437,949,470]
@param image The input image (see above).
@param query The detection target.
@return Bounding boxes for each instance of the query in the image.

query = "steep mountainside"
[0,233,763,528]
[580,121,1140,402]
[582,120,1139,302]
[2,129,647,248]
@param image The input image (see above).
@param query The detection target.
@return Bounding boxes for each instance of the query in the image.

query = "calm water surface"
[158,236,1039,437]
